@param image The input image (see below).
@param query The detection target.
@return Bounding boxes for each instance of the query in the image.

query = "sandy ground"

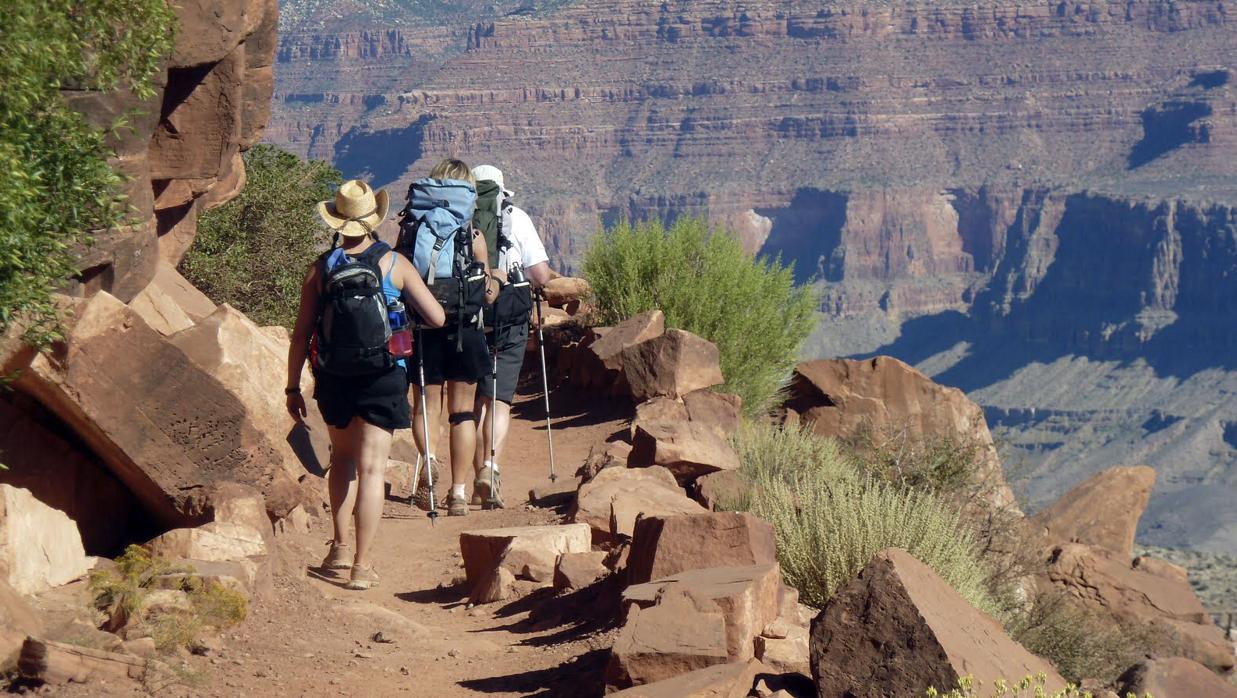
[37,382,630,698]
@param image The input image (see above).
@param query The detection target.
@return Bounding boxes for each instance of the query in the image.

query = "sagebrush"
[725,423,998,613]
[1008,591,1175,686]
[181,144,342,328]
[0,0,175,348]
[582,216,819,415]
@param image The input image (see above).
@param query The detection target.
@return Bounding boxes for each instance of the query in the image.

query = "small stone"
[448,648,461,658]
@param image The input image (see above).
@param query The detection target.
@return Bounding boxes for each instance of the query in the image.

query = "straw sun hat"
[317,179,389,237]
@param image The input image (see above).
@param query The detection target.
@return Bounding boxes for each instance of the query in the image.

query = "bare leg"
[489,399,514,464]
[327,423,360,544]
[473,397,489,476]
[410,383,445,458]
[353,418,393,568]
[473,396,513,472]
[447,380,478,487]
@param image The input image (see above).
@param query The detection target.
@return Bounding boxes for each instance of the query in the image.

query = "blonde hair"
[429,158,475,185]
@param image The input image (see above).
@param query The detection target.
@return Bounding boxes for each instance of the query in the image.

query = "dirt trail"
[45,384,627,698]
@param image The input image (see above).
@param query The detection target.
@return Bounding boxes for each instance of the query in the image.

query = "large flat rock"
[9,293,304,528]
[607,588,730,689]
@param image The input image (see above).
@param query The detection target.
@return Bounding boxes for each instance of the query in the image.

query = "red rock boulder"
[1116,656,1237,698]
[619,329,724,402]
[627,512,777,585]
[629,420,741,482]
[810,548,1066,698]
[1032,465,1156,559]
[624,564,784,663]
[788,357,1017,511]
[6,293,303,528]
[574,310,665,391]
[1042,543,1234,672]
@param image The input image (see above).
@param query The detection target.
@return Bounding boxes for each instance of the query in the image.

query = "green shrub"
[181,145,342,329]
[1008,591,1175,686]
[0,0,175,348]
[727,426,998,613]
[582,216,819,415]
[726,421,857,509]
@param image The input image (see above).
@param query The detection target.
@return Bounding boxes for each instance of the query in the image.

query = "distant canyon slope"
[268,0,1237,552]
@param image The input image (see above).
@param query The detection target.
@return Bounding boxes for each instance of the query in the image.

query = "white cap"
[471,164,513,197]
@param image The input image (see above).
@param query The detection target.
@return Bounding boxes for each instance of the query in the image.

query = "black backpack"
[313,243,395,377]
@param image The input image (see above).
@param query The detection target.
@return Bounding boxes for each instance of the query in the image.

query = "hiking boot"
[345,564,379,590]
[447,492,469,517]
[413,456,444,512]
[320,541,352,570]
[475,465,504,510]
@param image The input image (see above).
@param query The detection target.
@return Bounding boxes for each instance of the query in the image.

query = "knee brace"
[448,412,477,425]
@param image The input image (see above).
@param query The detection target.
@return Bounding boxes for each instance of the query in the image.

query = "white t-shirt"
[497,205,549,275]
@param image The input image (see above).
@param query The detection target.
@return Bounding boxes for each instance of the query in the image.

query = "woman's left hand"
[286,391,307,422]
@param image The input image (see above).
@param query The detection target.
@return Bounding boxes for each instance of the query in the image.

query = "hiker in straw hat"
[286,178,446,590]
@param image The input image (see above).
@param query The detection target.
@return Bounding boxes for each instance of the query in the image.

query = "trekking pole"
[485,315,500,509]
[533,287,557,482]
[414,322,438,526]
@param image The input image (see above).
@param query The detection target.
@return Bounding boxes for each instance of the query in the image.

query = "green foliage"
[89,545,183,631]
[181,145,343,329]
[725,422,857,510]
[582,216,819,415]
[1008,591,1175,686]
[926,673,1148,698]
[0,0,175,347]
[844,421,982,495]
[726,422,998,613]
[89,545,247,653]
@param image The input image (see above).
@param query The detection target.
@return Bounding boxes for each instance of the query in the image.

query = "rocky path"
[51,387,626,698]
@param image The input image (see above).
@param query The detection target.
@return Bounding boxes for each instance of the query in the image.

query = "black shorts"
[411,326,489,386]
[478,322,530,404]
[314,366,410,431]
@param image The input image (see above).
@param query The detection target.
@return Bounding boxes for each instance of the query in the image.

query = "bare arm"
[525,261,558,287]
[391,253,446,328]
[286,262,321,420]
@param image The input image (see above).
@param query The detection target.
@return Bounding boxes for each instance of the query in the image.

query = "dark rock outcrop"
[810,548,1065,698]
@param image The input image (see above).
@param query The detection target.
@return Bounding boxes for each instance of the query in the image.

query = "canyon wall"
[269,0,1237,551]
[0,0,280,555]
[65,0,277,301]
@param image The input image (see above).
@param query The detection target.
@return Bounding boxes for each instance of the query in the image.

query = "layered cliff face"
[269,0,1237,550]
[65,0,277,300]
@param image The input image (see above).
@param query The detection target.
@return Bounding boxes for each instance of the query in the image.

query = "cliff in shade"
[269,0,1237,551]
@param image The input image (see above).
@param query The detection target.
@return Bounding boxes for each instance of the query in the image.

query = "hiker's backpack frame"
[396,178,487,349]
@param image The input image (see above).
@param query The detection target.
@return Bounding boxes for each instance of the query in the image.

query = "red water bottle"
[387,300,413,358]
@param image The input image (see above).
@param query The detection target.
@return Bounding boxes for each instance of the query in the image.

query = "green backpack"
[472,179,505,268]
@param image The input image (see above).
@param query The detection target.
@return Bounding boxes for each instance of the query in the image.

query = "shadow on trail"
[396,581,469,608]
[510,378,632,432]
[457,648,609,697]
[478,576,624,647]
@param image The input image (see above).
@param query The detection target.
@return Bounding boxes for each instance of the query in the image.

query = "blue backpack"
[396,178,487,344]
